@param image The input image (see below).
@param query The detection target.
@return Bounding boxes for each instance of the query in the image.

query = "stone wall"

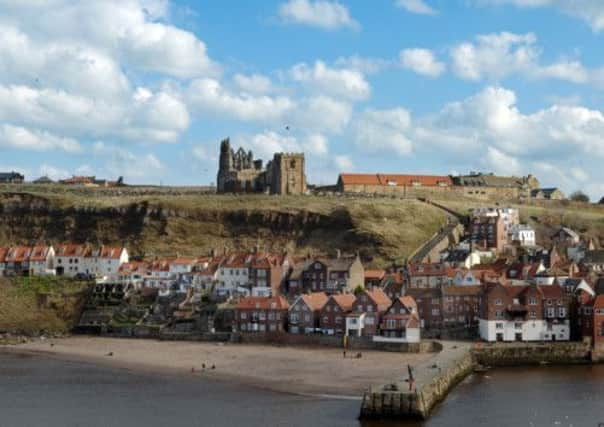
[472,342,591,366]
[231,332,440,353]
[359,350,474,420]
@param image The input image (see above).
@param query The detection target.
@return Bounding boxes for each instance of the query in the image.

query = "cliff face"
[0,192,433,265]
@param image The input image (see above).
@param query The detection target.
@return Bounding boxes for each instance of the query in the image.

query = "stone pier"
[359,341,473,420]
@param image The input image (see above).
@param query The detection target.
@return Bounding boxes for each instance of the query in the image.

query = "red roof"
[300,292,329,311]
[329,294,356,311]
[0,247,8,262]
[365,288,392,312]
[365,269,386,280]
[339,173,452,187]
[55,244,91,257]
[408,263,452,277]
[236,296,289,310]
[98,246,125,259]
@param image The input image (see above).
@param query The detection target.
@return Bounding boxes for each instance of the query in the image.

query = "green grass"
[0,276,90,335]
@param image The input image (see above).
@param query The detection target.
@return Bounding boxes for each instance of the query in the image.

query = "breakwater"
[360,341,596,421]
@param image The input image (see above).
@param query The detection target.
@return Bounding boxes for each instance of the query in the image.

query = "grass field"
[0,276,90,335]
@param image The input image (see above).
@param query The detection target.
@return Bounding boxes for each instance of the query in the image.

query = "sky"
[1,0,604,199]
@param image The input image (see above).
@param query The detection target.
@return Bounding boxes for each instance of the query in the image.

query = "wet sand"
[3,336,435,396]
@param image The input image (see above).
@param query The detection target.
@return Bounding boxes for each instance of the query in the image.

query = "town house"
[288,292,329,334]
[234,296,289,333]
[442,285,482,328]
[54,244,92,277]
[28,245,55,276]
[407,263,452,288]
[375,296,421,343]
[470,215,507,252]
[346,288,392,337]
[479,283,570,342]
[287,254,364,295]
[404,288,442,330]
[319,294,356,336]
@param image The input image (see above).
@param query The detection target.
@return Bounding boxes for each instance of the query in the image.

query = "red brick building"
[404,288,442,330]
[377,296,421,342]
[319,294,356,336]
[288,292,329,334]
[234,296,289,333]
[470,215,506,252]
[346,288,392,337]
[442,285,482,328]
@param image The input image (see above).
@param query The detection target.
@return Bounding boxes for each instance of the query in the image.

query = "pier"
[359,341,473,420]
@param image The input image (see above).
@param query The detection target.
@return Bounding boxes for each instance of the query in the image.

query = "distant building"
[453,172,539,199]
[217,138,306,195]
[286,253,364,295]
[531,187,565,200]
[0,171,24,184]
[32,176,54,184]
[288,292,329,334]
[233,296,289,333]
[470,215,507,252]
[336,173,452,194]
[509,224,536,247]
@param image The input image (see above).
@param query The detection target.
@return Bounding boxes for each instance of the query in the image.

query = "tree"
[569,191,590,203]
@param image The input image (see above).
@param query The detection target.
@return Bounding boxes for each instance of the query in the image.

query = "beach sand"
[4,336,436,397]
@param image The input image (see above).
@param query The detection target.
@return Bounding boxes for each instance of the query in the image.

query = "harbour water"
[2,351,604,427]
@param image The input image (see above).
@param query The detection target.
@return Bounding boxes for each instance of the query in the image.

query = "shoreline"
[1,336,435,399]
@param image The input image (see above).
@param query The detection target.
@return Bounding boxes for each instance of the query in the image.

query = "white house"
[509,224,536,247]
[28,245,55,276]
[54,244,92,277]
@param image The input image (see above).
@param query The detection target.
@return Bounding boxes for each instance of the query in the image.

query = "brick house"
[376,296,421,343]
[247,252,290,297]
[346,288,392,337]
[364,269,385,288]
[441,285,482,328]
[234,296,289,333]
[381,272,406,300]
[287,254,364,295]
[288,292,329,334]
[470,215,506,252]
[407,263,452,288]
[479,283,570,342]
[405,288,442,330]
[319,294,356,336]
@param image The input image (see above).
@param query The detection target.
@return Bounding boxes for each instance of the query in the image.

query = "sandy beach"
[3,336,436,397]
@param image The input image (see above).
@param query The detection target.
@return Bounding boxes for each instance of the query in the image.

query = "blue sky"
[1,0,604,199]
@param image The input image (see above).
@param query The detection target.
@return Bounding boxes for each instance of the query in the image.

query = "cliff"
[0,189,449,267]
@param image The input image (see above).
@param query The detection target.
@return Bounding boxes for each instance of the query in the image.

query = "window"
[529,298,537,305]
[241,312,247,320]
[495,299,503,306]
[514,322,522,329]
[558,307,566,317]
[357,305,364,312]
[335,316,342,324]
[304,314,310,322]
[529,311,537,319]
[431,309,440,316]
[546,299,553,306]
[496,323,503,330]
[367,305,373,313]
[546,307,555,318]
[495,310,503,319]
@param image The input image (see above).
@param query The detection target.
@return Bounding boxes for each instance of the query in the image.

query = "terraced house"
[287,253,364,295]
[0,245,54,276]
[479,283,570,342]
[288,292,329,335]
[234,296,289,333]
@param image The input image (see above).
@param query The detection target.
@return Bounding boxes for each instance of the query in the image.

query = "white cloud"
[400,48,445,77]
[484,146,522,175]
[90,142,165,181]
[451,32,539,81]
[476,0,604,32]
[188,78,294,122]
[334,155,354,171]
[292,95,352,134]
[395,0,437,15]
[38,164,71,180]
[239,131,329,159]
[354,108,414,156]
[289,60,371,100]
[233,73,274,94]
[0,1,219,79]
[335,55,391,75]
[0,124,81,153]
[450,31,592,85]
[278,0,360,30]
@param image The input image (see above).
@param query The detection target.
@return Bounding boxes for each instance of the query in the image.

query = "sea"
[1,350,604,427]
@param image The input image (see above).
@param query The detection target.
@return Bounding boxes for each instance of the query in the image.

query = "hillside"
[0,276,89,336]
[0,185,449,267]
[435,198,604,247]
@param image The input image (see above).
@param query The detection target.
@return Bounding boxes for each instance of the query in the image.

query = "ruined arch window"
[290,159,296,169]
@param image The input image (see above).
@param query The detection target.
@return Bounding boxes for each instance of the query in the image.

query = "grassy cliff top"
[0,277,89,335]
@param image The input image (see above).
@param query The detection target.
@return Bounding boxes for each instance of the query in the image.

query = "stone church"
[216,138,306,195]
